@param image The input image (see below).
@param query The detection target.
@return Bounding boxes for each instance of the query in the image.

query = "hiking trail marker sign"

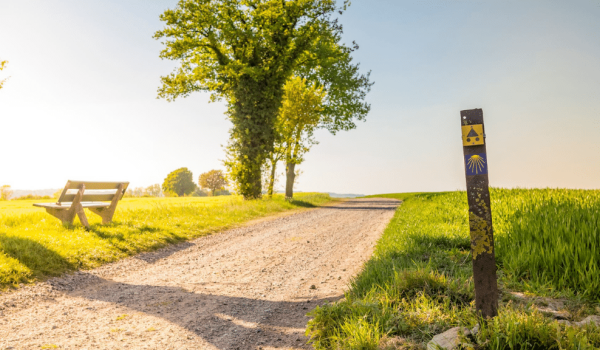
[460,108,498,318]
[461,124,485,146]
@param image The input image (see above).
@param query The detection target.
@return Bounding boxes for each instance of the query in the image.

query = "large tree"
[162,167,197,196]
[155,0,361,199]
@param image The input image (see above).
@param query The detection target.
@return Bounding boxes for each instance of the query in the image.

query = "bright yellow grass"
[0,196,235,216]
[0,193,331,288]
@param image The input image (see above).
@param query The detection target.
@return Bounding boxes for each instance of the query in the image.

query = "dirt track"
[0,198,399,350]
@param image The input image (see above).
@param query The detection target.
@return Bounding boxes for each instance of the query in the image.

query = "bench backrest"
[57,180,130,203]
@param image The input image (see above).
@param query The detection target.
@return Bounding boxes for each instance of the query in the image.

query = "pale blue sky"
[1,0,599,194]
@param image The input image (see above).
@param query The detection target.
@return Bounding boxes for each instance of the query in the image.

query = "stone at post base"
[575,315,600,327]
[427,327,473,350]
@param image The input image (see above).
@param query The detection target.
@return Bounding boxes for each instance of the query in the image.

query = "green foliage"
[162,167,197,197]
[0,193,330,287]
[155,0,368,199]
[307,190,600,349]
[199,169,228,196]
[297,41,373,135]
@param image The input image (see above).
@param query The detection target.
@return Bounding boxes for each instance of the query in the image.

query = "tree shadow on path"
[68,274,340,350]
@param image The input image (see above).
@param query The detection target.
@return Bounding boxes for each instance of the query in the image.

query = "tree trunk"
[285,162,296,200]
[229,75,285,200]
[268,160,277,197]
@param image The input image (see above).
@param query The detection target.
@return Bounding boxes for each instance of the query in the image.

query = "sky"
[0,0,599,194]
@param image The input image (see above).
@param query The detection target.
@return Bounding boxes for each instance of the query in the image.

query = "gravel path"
[0,198,399,350]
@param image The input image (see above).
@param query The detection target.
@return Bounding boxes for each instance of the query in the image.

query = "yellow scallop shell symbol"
[467,155,486,174]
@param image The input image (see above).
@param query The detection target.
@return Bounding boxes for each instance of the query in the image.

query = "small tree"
[145,184,162,197]
[265,77,325,199]
[0,60,8,90]
[0,185,13,200]
[162,167,197,197]
[199,170,228,196]
[131,187,144,197]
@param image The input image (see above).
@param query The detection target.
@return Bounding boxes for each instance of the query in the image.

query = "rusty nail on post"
[460,108,498,318]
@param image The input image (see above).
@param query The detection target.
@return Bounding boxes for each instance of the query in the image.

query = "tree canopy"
[162,167,197,196]
[155,0,369,199]
[199,169,228,196]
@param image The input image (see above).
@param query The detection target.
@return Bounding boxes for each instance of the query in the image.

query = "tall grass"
[0,193,330,287]
[307,190,600,349]
[493,189,600,299]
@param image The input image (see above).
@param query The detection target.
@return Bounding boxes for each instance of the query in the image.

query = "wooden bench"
[34,180,129,228]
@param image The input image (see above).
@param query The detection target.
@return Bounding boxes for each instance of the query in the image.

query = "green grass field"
[0,193,331,288]
[307,189,600,349]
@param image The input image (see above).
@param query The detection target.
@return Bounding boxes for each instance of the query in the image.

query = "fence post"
[460,108,498,318]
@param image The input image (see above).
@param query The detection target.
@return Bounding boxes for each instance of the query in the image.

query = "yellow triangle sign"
[462,124,484,146]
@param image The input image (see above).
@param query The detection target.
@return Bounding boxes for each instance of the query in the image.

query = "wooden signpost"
[460,108,498,318]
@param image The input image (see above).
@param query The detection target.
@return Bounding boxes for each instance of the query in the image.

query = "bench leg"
[89,183,123,225]
[45,208,76,226]
[42,184,90,228]
[75,204,90,228]
[88,207,116,225]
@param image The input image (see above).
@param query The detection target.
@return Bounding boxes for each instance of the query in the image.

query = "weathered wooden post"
[460,108,498,318]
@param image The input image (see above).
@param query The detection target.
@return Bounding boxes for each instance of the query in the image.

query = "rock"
[575,315,600,327]
[538,307,571,320]
[470,323,479,336]
[427,327,471,350]
[309,285,316,290]
[557,320,572,326]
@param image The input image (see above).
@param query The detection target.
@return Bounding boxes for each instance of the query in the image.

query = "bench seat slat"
[64,181,130,190]
[34,202,111,209]
[61,194,117,202]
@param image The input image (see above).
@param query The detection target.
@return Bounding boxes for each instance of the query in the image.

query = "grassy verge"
[0,193,331,288]
[306,190,600,349]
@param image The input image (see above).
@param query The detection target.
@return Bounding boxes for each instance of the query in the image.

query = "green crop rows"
[494,188,600,299]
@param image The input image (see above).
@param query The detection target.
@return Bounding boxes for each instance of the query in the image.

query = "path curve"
[0,198,399,350]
